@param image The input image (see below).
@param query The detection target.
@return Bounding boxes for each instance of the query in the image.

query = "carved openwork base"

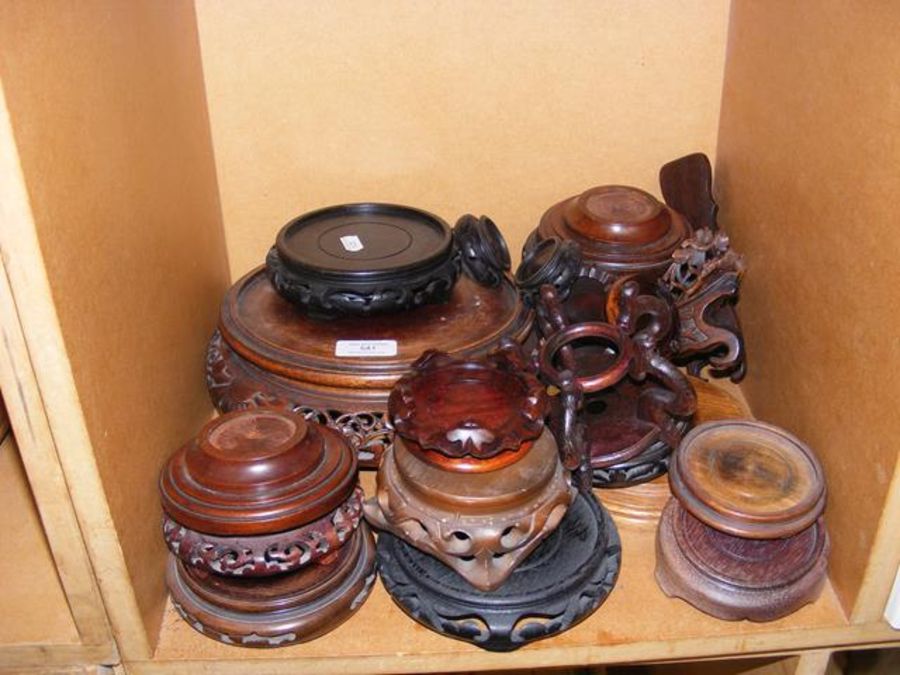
[377,491,621,652]
[163,486,364,576]
[207,330,392,468]
[167,524,376,647]
[565,379,691,487]
[365,431,575,591]
[655,500,829,622]
[592,437,671,487]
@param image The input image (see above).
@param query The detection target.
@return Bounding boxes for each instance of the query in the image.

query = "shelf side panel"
[715,0,900,618]
[0,0,230,655]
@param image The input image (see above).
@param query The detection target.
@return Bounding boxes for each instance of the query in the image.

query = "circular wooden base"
[591,436,673,488]
[167,524,376,647]
[655,500,829,621]
[377,492,621,652]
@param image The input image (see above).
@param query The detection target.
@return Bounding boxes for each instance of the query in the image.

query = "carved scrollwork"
[266,245,462,317]
[206,331,393,466]
[453,214,511,287]
[610,279,697,449]
[364,431,575,592]
[292,406,391,465]
[661,228,746,381]
[163,486,364,576]
[516,235,584,306]
[376,491,621,652]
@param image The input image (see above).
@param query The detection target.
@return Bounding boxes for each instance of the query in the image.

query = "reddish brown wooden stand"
[159,409,374,647]
[207,268,532,468]
[655,420,829,621]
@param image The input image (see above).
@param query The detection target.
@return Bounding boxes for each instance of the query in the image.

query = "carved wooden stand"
[364,347,574,591]
[207,267,532,468]
[377,490,621,652]
[159,409,375,647]
[517,153,746,382]
[370,346,621,650]
[655,420,829,621]
[536,282,696,488]
[168,524,376,647]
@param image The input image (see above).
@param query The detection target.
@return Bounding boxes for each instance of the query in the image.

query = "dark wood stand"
[168,524,376,647]
[160,409,375,646]
[376,491,620,652]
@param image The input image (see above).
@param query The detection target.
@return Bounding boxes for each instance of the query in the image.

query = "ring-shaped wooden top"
[160,409,357,536]
[669,420,826,539]
[539,322,631,393]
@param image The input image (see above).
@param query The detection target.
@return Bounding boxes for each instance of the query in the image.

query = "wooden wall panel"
[716,0,900,617]
[0,0,230,651]
[194,0,731,277]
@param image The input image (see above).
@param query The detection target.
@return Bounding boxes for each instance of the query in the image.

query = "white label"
[335,339,397,357]
[340,235,364,252]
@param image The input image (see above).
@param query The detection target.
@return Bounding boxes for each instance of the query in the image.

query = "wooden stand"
[168,524,376,648]
[655,420,830,621]
[207,268,532,467]
[376,491,620,652]
[160,409,374,646]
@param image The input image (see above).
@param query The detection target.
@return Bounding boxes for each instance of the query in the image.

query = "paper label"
[339,235,364,252]
[334,339,397,357]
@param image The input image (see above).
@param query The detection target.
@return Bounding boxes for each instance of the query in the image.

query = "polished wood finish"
[526,185,692,284]
[163,486,363,577]
[208,267,532,467]
[160,409,357,536]
[536,283,695,484]
[669,420,826,539]
[657,419,829,621]
[388,348,547,461]
[377,491,620,652]
[518,154,747,384]
[167,524,376,647]
[454,214,511,287]
[598,377,750,528]
[656,500,829,622]
[659,154,746,381]
[267,203,460,316]
[659,153,718,233]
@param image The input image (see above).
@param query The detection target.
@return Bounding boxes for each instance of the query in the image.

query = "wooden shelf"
[137,381,897,674]
[0,433,80,646]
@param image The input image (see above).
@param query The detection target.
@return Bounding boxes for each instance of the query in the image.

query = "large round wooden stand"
[376,491,621,652]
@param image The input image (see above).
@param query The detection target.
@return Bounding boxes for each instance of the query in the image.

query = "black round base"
[592,438,671,488]
[376,491,621,652]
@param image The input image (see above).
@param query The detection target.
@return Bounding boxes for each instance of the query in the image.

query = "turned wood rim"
[275,202,454,279]
[160,411,357,536]
[217,267,533,385]
[669,420,826,539]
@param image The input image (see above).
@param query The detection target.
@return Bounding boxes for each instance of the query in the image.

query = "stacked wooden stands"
[656,420,829,621]
[159,409,375,646]
[366,347,621,651]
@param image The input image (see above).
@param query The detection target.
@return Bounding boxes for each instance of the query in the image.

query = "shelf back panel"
[0,0,230,652]
[193,0,732,277]
[716,0,900,618]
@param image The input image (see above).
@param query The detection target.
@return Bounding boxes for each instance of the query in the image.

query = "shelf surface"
[0,433,80,645]
[148,380,872,672]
